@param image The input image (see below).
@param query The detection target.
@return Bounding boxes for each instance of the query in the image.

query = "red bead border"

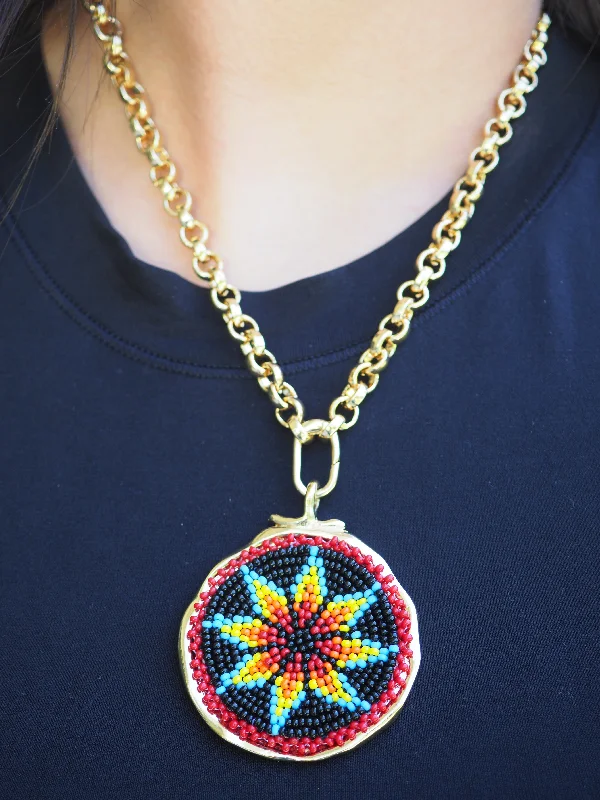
[185,533,414,757]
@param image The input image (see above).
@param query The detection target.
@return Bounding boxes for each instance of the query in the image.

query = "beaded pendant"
[179,493,420,760]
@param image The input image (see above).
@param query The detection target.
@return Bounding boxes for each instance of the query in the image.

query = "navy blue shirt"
[1,26,599,799]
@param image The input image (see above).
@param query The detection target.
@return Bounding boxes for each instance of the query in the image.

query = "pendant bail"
[293,419,340,499]
[303,481,320,521]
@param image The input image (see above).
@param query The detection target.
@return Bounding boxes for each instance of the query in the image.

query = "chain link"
[85,3,550,489]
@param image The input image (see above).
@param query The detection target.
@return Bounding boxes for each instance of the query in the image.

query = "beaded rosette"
[180,520,420,760]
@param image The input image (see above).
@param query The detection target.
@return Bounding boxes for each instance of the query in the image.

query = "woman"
[1,0,598,796]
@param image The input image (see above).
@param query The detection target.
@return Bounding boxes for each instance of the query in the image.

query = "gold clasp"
[293,419,340,499]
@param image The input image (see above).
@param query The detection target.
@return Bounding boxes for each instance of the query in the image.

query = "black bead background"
[201,544,398,739]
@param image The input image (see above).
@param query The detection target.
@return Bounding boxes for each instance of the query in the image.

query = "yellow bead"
[308,679,318,690]
[232,676,241,685]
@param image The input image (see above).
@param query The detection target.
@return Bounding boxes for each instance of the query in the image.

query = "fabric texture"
[1,26,599,800]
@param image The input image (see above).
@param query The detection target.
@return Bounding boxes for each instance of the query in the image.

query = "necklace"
[85,2,550,760]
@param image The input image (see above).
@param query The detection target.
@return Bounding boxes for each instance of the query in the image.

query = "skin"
[43,0,542,291]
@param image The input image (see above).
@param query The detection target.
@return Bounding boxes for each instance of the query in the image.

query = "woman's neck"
[43,0,542,290]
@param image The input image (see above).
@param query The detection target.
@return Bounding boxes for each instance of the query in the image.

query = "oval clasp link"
[293,418,340,499]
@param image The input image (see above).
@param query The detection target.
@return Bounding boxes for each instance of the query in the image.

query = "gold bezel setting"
[179,516,420,761]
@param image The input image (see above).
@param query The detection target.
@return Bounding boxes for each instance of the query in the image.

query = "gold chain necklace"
[84,2,550,760]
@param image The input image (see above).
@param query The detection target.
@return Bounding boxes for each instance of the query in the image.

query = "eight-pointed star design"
[202,546,398,734]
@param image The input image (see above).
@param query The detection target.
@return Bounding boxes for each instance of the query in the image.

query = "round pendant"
[179,512,420,760]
